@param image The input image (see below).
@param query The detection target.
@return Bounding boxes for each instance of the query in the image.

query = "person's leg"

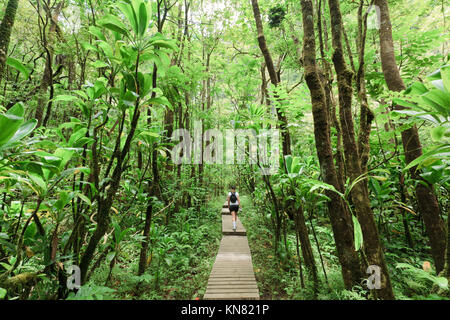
[231,210,237,230]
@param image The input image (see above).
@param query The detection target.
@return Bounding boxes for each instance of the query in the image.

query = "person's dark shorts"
[229,205,239,213]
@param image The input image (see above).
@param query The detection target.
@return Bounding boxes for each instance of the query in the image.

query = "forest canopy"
[0,0,448,301]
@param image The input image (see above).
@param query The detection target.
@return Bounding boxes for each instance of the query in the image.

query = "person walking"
[227,186,241,232]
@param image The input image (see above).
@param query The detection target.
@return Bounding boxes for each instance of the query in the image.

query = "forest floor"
[82,200,222,300]
[237,196,448,300]
[75,195,447,300]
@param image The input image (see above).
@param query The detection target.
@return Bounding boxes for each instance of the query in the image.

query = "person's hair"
[230,185,236,190]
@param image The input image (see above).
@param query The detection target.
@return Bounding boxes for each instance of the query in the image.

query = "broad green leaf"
[88,26,106,41]
[441,66,450,92]
[117,2,138,35]
[352,215,363,251]
[98,14,129,36]
[404,145,450,170]
[52,95,79,103]
[76,192,92,206]
[92,61,109,68]
[434,277,448,289]
[393,98,417,109]
[406,82,428,95]
[6,57,30,78]
[138,2,148,36]
[98,41,114,58]
[28,172,47,193]
[284,155,293,174]
[81,42,98,52]
[430,126,446,142]
[151,40,177,51]
[0,103,24,147]
[0,287,6,299]
[147,96,171,107]
[106,252,116,264]
[422,89,450,117]
[1,119,37,149]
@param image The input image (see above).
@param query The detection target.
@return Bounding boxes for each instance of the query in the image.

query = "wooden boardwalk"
[203,201,260,300]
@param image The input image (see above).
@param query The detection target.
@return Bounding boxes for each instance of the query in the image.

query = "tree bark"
[328,0,394,299]
[250,0,291,156]
[356,0,375,176]
[375,0,446,273]
[0,0,19,84]
[300,0,363,290]
[35,2,64,127]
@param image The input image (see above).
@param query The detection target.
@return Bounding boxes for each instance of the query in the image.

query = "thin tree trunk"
[35,2,63,127]
[250,0,291,156]
[356,0,375,176]
[328,0,394,299]
[300,0,363,290]
[0,0,19,84]
[375,0,446,274]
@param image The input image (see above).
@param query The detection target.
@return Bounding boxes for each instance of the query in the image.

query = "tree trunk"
[328,0,394,299]
[300,0,363,290]
[356,0,375,176]
[375,0,446,273]
[35,2,64,127]
[292,202,318,293]
[317,0,346,191]
[250,0,291,156]
[0,0,18,84]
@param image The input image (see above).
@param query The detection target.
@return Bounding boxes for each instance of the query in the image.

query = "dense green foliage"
[0,0,448,300]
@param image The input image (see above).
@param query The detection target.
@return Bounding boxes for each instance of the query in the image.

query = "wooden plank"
[208,275,255,279]
[207,284,257,287]
[207,285,258,289]
[203,206,259,300]
[207,280,257,283]
[222,215,246,235]
[205,288,259,294]
[203,293,259,300]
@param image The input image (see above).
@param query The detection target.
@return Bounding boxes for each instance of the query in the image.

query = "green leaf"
[98,14,129,36]
[441,66,450,92]
[76,192,91,206]
[117,2,138,35]
[404,145,450,170]
[352,215,363,251]
[284,155,293,174]
[81,42,98,52]
[421,89,450,117]
[434,277,448,289]
[138,2,148,36]
[28,172,47,193]
[106,252,116,264]
[0,103,24,148]
[52,95,79,103]
[92,61,109,68]
[88,26,106,41]
[0,287,6,299]
[98,41,114,58]
[392,98,417,109]
[405,82,428,95]
[147,96,171,107]
[151,40,177,51]
[430,126,446,142]
[0,119,37,149]
[6,57,30,78]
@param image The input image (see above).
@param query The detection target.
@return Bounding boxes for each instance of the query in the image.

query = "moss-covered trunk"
[0,0,19,84]
[375,0,446,274]
[300,0,363,290]
[328,0,394,299]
